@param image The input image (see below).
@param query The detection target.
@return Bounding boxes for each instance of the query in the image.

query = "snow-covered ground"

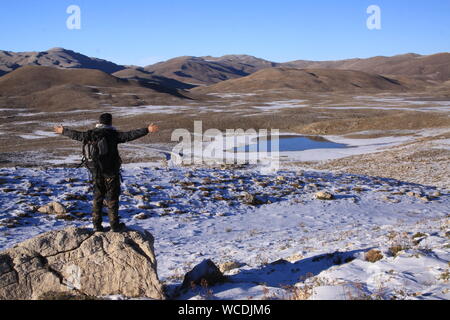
[110,105,192,115]
[320,106,450,112]
[0,163,448,300]
[185,129,446,164]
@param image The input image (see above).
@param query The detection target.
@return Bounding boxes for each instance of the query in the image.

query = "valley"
[0,48,449,300]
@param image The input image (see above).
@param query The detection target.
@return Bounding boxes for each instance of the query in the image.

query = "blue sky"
[0,0,449,66]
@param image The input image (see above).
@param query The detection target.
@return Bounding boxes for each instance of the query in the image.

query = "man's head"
[99,113,113,126]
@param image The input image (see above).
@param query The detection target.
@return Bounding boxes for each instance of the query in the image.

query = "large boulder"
[181,259,225,289]
[37,202,67,215]
[315,191,335,200]
[0,227,165,300]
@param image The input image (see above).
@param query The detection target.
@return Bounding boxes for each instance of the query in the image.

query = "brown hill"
[144,52,450,86]
[193,68,413,94]
[0,65,129,96]
[113,68,196,90]
[144,55,277,86]
[201,54,278,74]
[0,47,125,76]
[2,48,449,86]
[0,66,190,111]
[283,53,450,82]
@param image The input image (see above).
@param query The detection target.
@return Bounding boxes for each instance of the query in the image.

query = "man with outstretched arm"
[54,113,159,232]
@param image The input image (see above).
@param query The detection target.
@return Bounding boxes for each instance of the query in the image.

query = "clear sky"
[0,0,449,66]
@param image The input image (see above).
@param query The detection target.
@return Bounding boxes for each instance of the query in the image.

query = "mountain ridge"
[0,65,190,111]
[1,48,449,88]
[0,47,125,76]
[192,67,417,94]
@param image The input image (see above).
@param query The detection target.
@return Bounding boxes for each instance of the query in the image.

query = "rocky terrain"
[0,165,448,300]
[307,132,450,188]
[0,48,449,300]
[0,227,164,300]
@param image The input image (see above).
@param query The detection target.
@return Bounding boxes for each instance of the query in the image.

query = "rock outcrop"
[315,191,335,200]
[37,201,67,215]
[0,227,165,300]
[181,259,225,290]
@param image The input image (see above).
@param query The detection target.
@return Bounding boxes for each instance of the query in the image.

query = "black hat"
[99,113,113,125]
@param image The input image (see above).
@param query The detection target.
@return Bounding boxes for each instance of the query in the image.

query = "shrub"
[412,232,427,239]
[365,249,384,263]
[389,245,407,257]
[282,284,314,300]
[439,270,449,282]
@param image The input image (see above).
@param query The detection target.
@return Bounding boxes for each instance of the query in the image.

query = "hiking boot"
[111,222,126,233]
[94,224,105,232]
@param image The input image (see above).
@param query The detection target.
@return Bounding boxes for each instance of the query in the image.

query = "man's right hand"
[148,123,159,134]
[54,126,64,135]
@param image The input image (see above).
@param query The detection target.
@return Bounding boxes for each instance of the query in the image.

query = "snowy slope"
[0,164,448,300]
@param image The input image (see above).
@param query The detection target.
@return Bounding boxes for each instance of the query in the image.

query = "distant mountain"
[201,54,279,75]
[283,53,450,82]
[0,66,189,111]
[0,65,128,96]
[144,55,277,86]
[112,67,197,90]
[1,48,448,91]
[0,47,125,76]
[193,68,413,94]
[144,52,450,86]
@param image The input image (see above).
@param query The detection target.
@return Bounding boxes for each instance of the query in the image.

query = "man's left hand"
[148,123,159,134]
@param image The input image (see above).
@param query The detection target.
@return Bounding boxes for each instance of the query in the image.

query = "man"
[54,113,159,232]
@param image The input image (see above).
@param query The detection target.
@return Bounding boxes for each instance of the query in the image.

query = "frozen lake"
[232,135,348,153]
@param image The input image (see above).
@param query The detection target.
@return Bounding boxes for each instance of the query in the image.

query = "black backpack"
[81,130,110,174]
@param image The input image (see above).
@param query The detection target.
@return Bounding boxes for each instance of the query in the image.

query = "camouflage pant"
[92,174,121,227]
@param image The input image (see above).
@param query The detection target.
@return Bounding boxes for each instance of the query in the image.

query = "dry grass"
[2,86,450,178]
[193,68,410,94]
[412,232,427,239]
[309,132,450,188]
[284,284,314,300]
[365,249,384,263]
[388,245,408,257]
[440,270,450,282]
